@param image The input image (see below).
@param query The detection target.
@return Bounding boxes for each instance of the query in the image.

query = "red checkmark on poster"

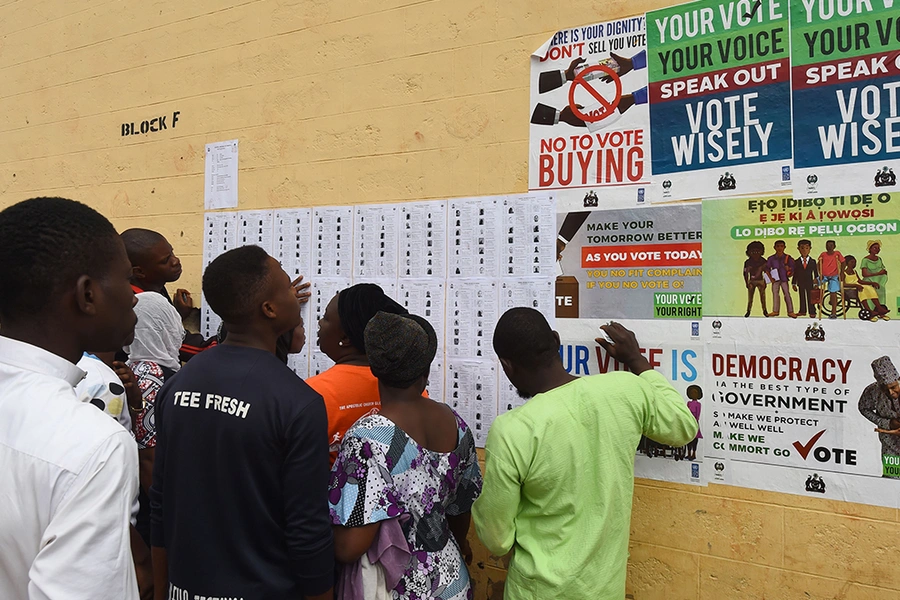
[792,430,826,459]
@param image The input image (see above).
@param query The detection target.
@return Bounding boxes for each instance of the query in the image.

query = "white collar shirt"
[0,336,139,600]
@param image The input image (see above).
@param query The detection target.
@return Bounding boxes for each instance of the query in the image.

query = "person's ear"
[498,356,515,378]
[131,265,144,281]
[261,299,277,320]
[74,274,98,316]
[552,330,561,346]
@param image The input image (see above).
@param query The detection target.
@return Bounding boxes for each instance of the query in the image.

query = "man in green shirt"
[472,308,698,599]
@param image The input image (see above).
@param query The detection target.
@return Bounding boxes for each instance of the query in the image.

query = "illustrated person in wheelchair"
[843,255,890,321]
[819,255,890,321]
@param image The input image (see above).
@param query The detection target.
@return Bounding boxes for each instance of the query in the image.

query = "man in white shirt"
[0,197,140,600]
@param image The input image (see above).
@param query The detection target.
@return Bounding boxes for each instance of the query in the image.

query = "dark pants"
[797,285,816,316]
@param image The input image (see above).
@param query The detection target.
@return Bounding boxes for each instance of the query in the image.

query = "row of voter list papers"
[201,193,556,446]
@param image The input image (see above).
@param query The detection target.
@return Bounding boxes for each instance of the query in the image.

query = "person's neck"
[527,365,578,397]
[221,326,279,354]
[378,387,425,418]
[0,321,83,365]
[133,279,165,293]
[333,352,368,366]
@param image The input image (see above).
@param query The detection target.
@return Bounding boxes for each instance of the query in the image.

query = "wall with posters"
[3,0,900,599]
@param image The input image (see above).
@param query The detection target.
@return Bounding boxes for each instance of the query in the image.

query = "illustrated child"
[818,239,845,319]
[685,385,702,461]
[743,240,769,317]
[766,239,796,317]
[792,239,819,319]
[844,255,890,321]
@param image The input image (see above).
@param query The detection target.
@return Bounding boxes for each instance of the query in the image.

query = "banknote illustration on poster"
[703,192,899,321]
[529,16,650,204]
[791,0,900,197]
[646,0,793,201]
[555,204,702,319]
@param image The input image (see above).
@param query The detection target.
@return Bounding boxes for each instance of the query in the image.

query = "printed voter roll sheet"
[274,208,313,283]
[203,211,238,268]
[399,280,446,347]
[447,360,498,448]
[401,200,448,279]
[313,206,354,278]
[502,194,557,278]
[204,140,239,210]
[237,210,275,255]
[447,280,499,360]
[500,279,556,327]
[427,359,445,405]
[448,197,502,278]
[354,204,401,280]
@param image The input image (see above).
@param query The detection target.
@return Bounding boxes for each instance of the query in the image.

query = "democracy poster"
[557,318,704,485]
[529,16,650,206]
[555,203,702,320]
[646,0,793,201]
[702,192,900,325]
[705,342,900,508]
[791,0,900,198]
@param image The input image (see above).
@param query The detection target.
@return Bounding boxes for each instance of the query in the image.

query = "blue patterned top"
[329,411,482,600]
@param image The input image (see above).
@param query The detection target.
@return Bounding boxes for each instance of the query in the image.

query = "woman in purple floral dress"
[329,312,482,600]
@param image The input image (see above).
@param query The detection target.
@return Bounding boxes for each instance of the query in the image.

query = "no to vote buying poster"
[647,0,793,201]
[555,204,701,320]
[706,343,900,508]
[529,16,650,204]
[557,318,704,485]
[791,0,900,198]
[703,192,900,321]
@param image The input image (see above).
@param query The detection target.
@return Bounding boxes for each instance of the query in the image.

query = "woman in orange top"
[306,283,407,464]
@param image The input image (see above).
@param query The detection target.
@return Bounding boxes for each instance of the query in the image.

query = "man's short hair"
[0,197,121,320]
[493,307,559,369]
[202,245,273,323]
[121,228,165,266]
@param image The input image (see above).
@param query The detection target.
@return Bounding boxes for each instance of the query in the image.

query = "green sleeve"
[472,418,521,557]
[638,370,699,448]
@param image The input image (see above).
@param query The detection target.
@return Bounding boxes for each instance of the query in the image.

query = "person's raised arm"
[596,322,697,447]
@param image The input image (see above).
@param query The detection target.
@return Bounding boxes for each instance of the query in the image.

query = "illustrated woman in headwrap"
[306,283,408,465]
[858,356,900,475]
[861,240,888,310]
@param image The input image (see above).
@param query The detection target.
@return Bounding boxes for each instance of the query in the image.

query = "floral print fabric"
[329,411,482,600]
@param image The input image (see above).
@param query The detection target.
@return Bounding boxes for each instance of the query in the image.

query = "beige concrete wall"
[2,1,898,598]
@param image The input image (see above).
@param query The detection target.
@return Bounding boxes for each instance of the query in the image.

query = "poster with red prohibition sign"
[529,16,651,209]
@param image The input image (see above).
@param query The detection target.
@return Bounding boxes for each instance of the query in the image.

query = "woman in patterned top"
[329,311,482,600]
[126,291,185,546]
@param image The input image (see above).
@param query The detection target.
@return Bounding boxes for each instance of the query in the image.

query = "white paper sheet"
[204,140,239,210]
[354,204,400,280]
[313,206,354,278]
[400,200,448,279]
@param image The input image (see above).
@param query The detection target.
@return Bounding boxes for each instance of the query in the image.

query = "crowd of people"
[0,196,699,600]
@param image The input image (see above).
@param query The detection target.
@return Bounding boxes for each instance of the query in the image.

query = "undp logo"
[807,174,818,184]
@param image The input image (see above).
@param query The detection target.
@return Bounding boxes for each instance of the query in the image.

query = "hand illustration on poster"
[529,17,650,203]
[646,0,793,201]
[555,204,702,319]
[703,192,900,322]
